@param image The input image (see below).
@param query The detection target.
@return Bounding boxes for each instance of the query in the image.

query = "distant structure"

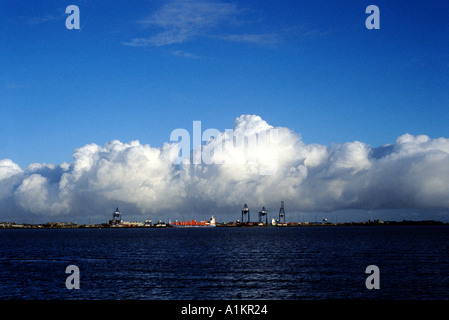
[170,216,216,228]
[108,208,156,227]
[242,204,250,224]
[258,206,268,224]
[279,201,286,224]
[111,208,122,226]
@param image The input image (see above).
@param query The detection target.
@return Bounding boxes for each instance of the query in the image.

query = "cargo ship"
[170,216,216,228]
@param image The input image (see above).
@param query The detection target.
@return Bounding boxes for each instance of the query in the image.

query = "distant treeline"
[336,220,446,226]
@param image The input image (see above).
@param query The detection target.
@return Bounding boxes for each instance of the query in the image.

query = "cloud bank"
[2,115,449,223]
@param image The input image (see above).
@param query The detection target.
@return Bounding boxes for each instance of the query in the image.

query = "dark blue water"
[1,226,449,300]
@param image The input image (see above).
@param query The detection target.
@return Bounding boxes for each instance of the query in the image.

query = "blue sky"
[1,0,448,168]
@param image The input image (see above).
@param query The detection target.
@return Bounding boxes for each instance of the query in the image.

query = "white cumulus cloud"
[1,115,449,222]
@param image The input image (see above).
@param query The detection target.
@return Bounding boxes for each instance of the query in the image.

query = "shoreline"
[0,220,446,229]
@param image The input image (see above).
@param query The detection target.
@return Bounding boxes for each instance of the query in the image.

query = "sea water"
[0,226,448,300]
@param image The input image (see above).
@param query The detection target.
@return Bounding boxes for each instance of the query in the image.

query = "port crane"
[112,208,122,226]
[279,201,285,224]
[242,204,250,224]
[258,207,268,224]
